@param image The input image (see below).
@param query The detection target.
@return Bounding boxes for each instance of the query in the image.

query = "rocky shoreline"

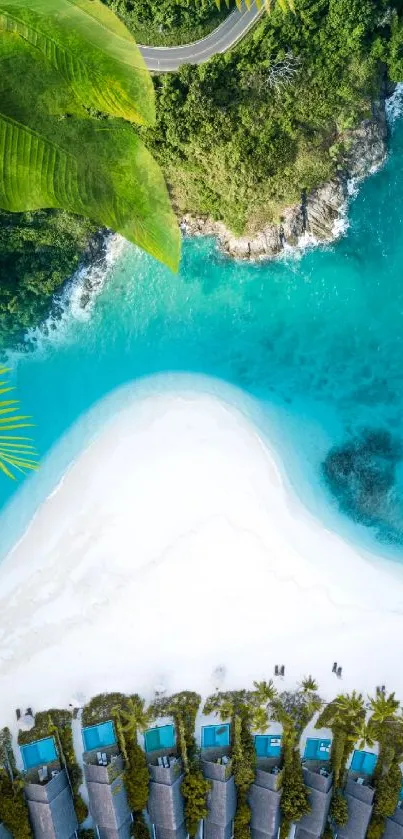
[180,97,389,260]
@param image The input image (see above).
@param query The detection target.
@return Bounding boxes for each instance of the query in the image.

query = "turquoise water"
[3,99,403,560]
[144,725,176,752]
[82,720,117,752]
[254,735,282,758]
[20,736,57,769]
[303,739,331,761]
[201,724,231,749]
[350,750,378,775]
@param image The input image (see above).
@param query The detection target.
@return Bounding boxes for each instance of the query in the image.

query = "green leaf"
[0,0,155,125]
[0,33,180,271]
[0,369,37,480]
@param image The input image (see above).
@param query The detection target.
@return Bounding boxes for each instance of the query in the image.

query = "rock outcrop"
[181,96,389,260]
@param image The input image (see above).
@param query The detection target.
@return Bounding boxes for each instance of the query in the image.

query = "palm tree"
[356,720,375,752]
[335,690,365,719]
[367,690,403,776]
[0,368,37,480]
[1,0,180,271]
[300,676,318,694]
[315,692,366,789]
[253,680,278,704]
[114,695,153,744]
[368,689,400,725]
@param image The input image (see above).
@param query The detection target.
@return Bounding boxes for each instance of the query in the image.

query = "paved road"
[139,1,262,72]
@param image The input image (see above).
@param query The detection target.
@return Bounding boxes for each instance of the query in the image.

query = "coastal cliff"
[180,98,388,260]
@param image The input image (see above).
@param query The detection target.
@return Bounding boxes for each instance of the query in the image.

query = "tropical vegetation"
[0,0,180,271]
[0,727,31,837]
[0,209,97,349]
[103,0,230,47]
[145,0,403,236]
[0,367,37,479]
[2,0,403,346]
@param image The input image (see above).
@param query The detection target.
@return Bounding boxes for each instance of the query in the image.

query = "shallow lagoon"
[3,99,403,561]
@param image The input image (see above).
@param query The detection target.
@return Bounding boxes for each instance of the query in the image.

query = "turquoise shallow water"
[3,102,403,560]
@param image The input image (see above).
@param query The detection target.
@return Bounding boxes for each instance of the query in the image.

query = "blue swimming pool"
[82,720,117,752]
[255,734,282,758]
[144,724,176,753]
[201,724,231,749]
[304,738,331,761]
[350,750,377,775]
[20,736,57,769]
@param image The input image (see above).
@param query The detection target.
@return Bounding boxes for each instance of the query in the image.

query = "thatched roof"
[148,773,185,830]
[87,775,131,831]
[97,823,133,839]
[383,805,403,839]
[154,825,188,839]
[336,779,374,839]
[204,822,234,839]
[207,777,237,827]
[302,767,332,794]
[25,769,78,839]
[295,784,332,839]
[249,783,281,839]
[295,830,320,839]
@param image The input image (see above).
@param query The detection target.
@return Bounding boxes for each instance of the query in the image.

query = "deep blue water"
[3,99,403,561]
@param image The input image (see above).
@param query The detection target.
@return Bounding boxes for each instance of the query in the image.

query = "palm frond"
[0,371,37,480]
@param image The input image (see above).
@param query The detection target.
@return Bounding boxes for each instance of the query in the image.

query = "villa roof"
[0,826,12,839]
[206,777,237,827]
[384,820,403,839]
[249,782,281,838]
[154,824,188,839]
[87,775,131,831]
[204,822,234,839]
[336,781,374,839]
[383,805,403,839]
[295,785,332,839]
[25,769,78,839]
[148,773,185,830]
[97,823,133,839]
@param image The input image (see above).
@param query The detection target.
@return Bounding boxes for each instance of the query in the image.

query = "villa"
[200,724,236,839]
[146,725,186,839]
[20,735,78,839]
[248,766,282,839]
[384,803,403,839]
[82,720,132,839]
[334,777,375,839]
[0,825,11,838]
[295,765,333,839]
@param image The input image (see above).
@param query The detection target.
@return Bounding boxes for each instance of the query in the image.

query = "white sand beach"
[1,375,403,730]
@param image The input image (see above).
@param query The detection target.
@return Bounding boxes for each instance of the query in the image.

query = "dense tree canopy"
[144,0,403,234]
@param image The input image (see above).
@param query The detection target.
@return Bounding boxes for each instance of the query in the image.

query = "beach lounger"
[357,777,364,785]
[102,753,107,766]
[38,765,48,782]
[97,752,102,765]
[158,757,163,767]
